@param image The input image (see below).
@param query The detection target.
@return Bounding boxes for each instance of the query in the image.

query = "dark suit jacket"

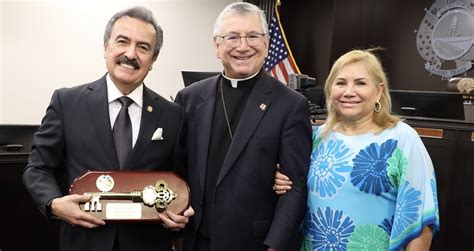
[22,75,185,251]
[175,71,311,251]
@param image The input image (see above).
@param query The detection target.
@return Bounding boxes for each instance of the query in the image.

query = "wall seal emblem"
[416,0,474,80]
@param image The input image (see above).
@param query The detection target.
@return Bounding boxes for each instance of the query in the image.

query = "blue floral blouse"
[301,122,440,251]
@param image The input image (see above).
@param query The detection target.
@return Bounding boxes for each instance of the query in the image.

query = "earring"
[328,100,335,111]
[374,101,382,113]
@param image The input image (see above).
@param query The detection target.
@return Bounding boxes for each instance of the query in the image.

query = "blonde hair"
[322,48,399,137]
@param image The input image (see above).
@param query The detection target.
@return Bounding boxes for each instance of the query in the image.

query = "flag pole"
[273,0,301,74]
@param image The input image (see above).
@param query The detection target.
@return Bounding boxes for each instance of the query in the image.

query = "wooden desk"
[0,151,59,251]
[402,117,474,251]
[0,125,59,250]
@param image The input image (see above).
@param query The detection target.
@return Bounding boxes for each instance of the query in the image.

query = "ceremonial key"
[84,180,177,213]
[69,171,190,221]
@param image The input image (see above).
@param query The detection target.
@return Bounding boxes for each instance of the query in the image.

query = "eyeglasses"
[215,32,267,48]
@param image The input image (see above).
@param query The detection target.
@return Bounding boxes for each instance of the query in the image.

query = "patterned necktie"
[113,96,133,169]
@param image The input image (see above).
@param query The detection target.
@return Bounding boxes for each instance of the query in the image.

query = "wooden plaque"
[69,171,190,222]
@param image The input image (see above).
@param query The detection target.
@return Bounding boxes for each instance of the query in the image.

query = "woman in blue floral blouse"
[275,49,439,250]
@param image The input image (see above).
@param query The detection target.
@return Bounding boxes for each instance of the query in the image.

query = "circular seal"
[432,8,473,60]
[96,174,114,192]
[416,0,474,80]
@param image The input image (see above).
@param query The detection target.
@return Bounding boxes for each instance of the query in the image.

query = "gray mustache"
[117,56,139,70]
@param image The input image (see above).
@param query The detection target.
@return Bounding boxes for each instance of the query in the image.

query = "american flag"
[264,3,300,85]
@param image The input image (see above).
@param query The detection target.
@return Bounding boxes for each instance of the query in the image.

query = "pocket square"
[151,128,164,140]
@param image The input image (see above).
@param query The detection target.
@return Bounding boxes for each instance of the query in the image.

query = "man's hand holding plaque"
[50,193,106,228]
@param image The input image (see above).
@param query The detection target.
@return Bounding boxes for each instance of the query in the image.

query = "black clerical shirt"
[199,71,259,238]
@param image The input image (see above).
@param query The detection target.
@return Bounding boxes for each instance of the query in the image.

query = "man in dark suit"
[22,6,193,251]
[175,2,311,250]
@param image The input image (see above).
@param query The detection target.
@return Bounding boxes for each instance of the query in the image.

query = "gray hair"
[104,6,163,59]
[213,2,268,37]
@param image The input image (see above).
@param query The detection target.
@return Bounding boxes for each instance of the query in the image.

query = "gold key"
[83,180,177,212]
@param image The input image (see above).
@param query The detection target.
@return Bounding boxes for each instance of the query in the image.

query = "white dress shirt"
[106,74,142,148]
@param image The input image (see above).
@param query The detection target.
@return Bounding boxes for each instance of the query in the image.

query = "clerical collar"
[222,70,260,88]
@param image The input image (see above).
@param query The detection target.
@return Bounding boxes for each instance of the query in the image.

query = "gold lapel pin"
[259,103,267,111]
[147,106,153,112]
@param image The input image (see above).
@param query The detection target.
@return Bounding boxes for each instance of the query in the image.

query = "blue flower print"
[350,139,397,195]
[392,181,422,238]
[308,140,352,199]
[431,177,439,217]
[379,216,394,235]
[304,207,355,250]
